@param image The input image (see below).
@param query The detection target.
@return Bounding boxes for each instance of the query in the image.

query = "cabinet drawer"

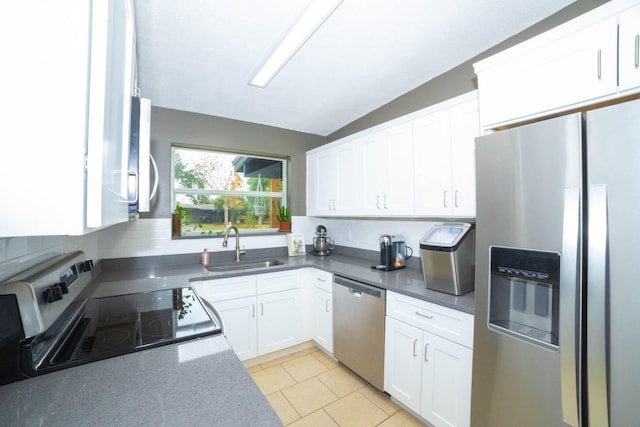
[386,291,473,348]
[197,276,257,302]
[257,270,300,294]
[311,269,333,293]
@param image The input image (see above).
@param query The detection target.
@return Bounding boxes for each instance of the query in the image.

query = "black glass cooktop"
[43,287,221,370]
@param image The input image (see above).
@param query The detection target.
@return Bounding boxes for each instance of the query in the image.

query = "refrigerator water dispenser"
[488,246,560,350]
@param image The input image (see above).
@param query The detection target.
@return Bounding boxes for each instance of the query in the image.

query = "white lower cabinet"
[214,296,258,360]
[310,269,333,353]
[257,289,301,355]
[195,270,303,361]
[385,291,473,427]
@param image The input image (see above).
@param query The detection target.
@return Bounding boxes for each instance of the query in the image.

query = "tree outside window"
[172,146,286,235]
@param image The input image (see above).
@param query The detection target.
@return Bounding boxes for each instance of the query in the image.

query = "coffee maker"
[312,225,334,256]
[377,234,413,271]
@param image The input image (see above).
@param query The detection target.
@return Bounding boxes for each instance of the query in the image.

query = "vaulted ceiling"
[134,0,575,136]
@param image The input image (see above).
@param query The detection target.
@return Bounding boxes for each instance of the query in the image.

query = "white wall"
[0,216,446,282]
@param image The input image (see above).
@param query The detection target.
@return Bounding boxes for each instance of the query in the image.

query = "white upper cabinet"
[0,0,134,237]
[306,92,478,218]
[307,140,361,216]
[361,122,414,216]
[413,110,452,217]
[448,99,479,217]
[476,17,617,128]
[413,95,479,217]
[87,0,136,229]
[475,0,640,129]
[619,4,640,92]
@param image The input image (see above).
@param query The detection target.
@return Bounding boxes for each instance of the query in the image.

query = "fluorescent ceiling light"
[249,0,343,88]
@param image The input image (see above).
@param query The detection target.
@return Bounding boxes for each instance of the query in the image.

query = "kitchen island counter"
[0,335,281,427]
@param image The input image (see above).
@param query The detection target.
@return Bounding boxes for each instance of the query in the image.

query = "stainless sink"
[206,259,285,272]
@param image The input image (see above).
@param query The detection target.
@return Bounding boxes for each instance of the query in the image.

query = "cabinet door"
[421,331,473,427]
[449,99,479,217]
[0,1,134,236]
[313,287,333,353]
[618,4,640,92]
[86,0,134,228]
[214,296,258,361]
[361,132,388,214]
[477,17,617,128]
[383,123,414,215]
[257,289,301,355]
[413,109,453,216]
[1,2,89,236]
[362,123,414,215]
[384,317,423,414]
[306,152,320,216]
[334,140,361,215]
[308,149,337,216]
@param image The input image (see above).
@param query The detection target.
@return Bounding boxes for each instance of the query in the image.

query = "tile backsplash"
[0,216,448,282]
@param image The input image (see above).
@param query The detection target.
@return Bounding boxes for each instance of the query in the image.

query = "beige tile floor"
[243,343,427,426]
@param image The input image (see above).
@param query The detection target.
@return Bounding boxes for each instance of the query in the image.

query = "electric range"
[0,251,222,385]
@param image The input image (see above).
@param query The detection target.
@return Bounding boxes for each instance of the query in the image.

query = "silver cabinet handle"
[443,190,448,208]
[635,34,640,69]
[261,302,264,316]
[127,170,138,204]
[412,339,418,357]
[317,276,327,282]
[333,199,336,210]
[376,195,381,209]
[252,303,255,318]
[325,300,329,313]
[424,343,429,362]
[383,195,388,209]
[415,311,433,319]
[597,49,602,80]
[454,190,459,208]
[587,184,609,427]
[559,187,580,427]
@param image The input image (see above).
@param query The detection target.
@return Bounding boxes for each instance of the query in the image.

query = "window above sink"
[171,145,287,237]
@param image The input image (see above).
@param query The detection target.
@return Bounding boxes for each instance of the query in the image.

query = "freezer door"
[471,113,583,427]
[586,99,640,427]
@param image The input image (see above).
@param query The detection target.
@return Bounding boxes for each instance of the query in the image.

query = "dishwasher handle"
[334,275,385,299]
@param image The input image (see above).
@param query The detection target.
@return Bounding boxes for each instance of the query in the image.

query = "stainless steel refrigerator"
[471,99,640,426]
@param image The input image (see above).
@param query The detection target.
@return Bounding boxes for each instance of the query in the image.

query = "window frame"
[170,144,288,236]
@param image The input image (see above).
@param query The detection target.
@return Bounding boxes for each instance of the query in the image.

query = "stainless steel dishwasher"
[333,274,386,391]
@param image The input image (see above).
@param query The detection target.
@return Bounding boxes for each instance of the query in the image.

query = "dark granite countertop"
[94,249,474,315]
[0,335,281,427]
[1,249,473,426]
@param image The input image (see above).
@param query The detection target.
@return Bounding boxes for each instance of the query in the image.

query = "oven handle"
[201,297,226,337]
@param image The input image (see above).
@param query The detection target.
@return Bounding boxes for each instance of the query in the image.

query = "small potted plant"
[276,201,291,232]
[172,204,191,237]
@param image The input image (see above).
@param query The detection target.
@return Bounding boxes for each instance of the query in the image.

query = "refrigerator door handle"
[587,184,610,427]
[560,187,580,427]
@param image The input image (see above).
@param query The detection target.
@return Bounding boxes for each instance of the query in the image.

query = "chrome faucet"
[222,222,246,262]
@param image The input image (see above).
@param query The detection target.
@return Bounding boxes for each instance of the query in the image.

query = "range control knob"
[43,285,64,303]
[77,260,94,273]
[57,282,69,294]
